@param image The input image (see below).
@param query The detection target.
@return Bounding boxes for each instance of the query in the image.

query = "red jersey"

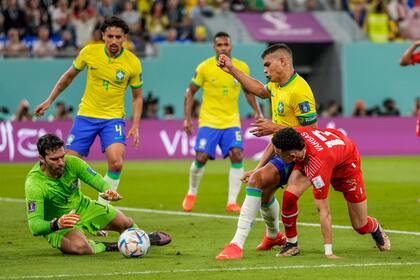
[294,127,366,202]
[412,51,420,65]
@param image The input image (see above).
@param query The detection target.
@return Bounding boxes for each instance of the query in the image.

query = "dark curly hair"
[271,128,305,152]
[100,16,129,34]
[37,134,64,157]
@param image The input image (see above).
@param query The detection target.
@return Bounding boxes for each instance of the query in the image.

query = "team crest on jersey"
[277,102,284,113]
[298,101,311,113]
[28,201,36,213]
[233,78,238,84]
[66,134,75,146]
[70,179,79,189]
[116,70,125,81]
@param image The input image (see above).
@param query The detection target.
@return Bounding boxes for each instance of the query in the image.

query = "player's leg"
[60,229,95,255]
[183,127,218,212]
[98,119,126,204]
[278,169,311,257]
[216,163,279,260]
[65,116,99,158]
[223,127,244,212]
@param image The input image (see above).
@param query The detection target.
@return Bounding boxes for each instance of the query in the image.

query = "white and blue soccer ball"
[118,228,150,258]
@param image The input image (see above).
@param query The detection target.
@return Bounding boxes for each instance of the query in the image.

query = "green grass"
[1,157,420,279]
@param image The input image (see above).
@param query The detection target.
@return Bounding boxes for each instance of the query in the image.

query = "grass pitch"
[1,157,420,279]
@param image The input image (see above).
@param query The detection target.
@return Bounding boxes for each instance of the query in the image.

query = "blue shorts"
[268,156,294,189]
[66,116,126,157]
[194,126,243,159]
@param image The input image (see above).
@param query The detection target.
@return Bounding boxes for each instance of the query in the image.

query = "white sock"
[187,161,205,196]
[98,171,121,205]
[260,197,280,239]
[231,188,262,249]
[228,165,244,205]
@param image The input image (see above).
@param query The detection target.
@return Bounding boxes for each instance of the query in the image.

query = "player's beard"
[46,162,64,178]
[109,44,120,55]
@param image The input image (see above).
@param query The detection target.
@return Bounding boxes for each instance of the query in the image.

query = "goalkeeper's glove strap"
[51,218,60,232]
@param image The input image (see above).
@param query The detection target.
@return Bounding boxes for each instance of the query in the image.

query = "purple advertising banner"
[0,117,419,162]
[235,12,332,43]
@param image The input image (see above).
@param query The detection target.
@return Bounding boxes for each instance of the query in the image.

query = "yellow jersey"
[192,56,249,129]
[266,73,317,127]
[72,44,143,119]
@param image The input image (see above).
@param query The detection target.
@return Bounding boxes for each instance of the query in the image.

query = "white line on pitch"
[1,262,420,279]
[2,197,420,236]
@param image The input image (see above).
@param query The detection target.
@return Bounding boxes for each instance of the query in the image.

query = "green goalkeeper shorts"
[45,200,118,249]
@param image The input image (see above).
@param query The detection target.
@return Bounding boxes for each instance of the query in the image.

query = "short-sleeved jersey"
[25,155,111,236]
[412,51,420,65]
[266,73,317,127]
[192,56,250,129]
[72,44,143,119]
[294,127,358,191]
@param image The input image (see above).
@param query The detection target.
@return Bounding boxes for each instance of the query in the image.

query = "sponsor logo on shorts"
[87,167,97,176]
[28,201,36,213]
[66,134,75,146]
[198,138,207,149]
[312,175,325,189]
[298,101,311,113]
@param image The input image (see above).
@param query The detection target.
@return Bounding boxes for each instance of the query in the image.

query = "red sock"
[355,216,379,234]
[281,191,299,239]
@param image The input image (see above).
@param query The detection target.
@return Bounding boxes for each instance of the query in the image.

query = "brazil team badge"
[278,102,284,113]
[116,70,125,81]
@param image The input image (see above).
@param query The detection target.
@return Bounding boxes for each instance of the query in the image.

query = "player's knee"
[195,154,208,165]
[124,216,135,229]
[229,149,243,162]
[247,171,265,190]
[108,158,123,172]
[67,240,94,255]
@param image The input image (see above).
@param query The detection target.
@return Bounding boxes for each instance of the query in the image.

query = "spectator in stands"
[4,27,29,57]
[352,100,368,117]
[56,29,77,57]
[71,0,95,20]
[349,0,367,28]
[119,1,141,35]
[321,100,341,117]
[146,0,169,42]
[48,101,72,121]
[193,24,207,42]
[163,105,175,120]
[263,0,288,11]
[364,0,392,42]
[230,0,246,12]
[165,26,178,43]
[24,0,50,36]
[51,0,71,36]
[401,8,420,40]
[97,0,116,20]
[32,25,57,57]
[387,0,410,23]
[3,0,26,36]
[190,0,213,23]
[167,0,185,29]
[14,99,32,121]
[142,92,159,119]
[0,106,11,121]
[72,9,97,48]
[177,16,194,42]
[381,98,400,116]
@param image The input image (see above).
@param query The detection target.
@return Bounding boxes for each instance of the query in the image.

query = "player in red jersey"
[400,41,420,137]
[272,127,391,258]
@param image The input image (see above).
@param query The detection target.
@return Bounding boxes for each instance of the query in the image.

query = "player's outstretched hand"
[100,189,123,201]
[325,254,342,260]
[250,118,279,137]
[58,212,80,229]
[217,54,233,74]
[241,170,255,183]
[34,100,51,117]
[127,126,139,148]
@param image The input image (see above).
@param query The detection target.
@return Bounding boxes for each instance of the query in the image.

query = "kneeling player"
[25,134,171,255]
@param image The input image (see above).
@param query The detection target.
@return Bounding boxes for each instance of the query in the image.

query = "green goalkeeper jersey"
[25,155,111,236]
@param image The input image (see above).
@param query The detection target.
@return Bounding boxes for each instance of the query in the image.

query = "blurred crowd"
[1,0,419,58]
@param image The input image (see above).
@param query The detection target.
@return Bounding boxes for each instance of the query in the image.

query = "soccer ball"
[118,228,150,258]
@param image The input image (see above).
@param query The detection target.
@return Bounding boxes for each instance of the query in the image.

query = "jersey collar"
[279,72,297,88]
[104,46,124,61]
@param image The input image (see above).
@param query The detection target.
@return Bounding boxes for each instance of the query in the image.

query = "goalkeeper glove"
[51,211,80,231]
[99,189,123,201]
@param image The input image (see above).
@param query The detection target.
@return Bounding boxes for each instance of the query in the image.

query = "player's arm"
[184,83,200,135]
[218,54,270,99]
[244,90,263,119]
[127,87,143,148]
[400,40,420,66]
[34,66,80,117]
[314,198,340,259]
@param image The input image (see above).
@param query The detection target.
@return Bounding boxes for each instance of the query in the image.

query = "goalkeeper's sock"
[231,187,262,249]
[98,170,121,204]
[187,161,205,196]
[228,163,244,205]
[260,197,280,239]
[87,240,106,254]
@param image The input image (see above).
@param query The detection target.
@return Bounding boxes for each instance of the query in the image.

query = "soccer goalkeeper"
[25,134,171,255]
